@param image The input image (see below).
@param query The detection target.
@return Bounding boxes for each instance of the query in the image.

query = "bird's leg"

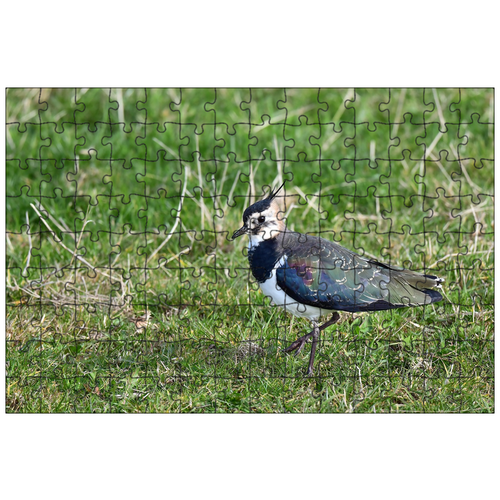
[284,313,340,354]
[284,312,341,374]
[306,322,320,376]
[283,325,316,356]
[318,312,341,331]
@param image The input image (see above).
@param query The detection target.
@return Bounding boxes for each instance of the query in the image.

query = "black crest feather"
[267,182,286,200]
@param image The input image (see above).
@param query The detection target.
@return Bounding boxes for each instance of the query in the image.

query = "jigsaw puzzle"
[5,88,494,413]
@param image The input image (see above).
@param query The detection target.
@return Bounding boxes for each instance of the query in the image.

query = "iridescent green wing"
[276,234,442,312]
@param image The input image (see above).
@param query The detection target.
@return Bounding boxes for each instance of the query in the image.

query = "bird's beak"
[231,225,248,240]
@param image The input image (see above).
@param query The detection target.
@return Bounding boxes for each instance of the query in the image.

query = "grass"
[5,88,494,412]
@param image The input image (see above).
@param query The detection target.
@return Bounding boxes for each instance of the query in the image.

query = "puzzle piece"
[6,88,494,413]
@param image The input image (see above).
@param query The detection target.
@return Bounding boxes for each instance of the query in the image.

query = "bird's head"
[231,183,286,244]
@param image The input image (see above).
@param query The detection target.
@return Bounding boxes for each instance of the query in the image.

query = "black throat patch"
[247,237,284,283]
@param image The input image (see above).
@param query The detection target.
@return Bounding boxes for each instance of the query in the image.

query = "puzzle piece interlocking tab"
[6,88,494,413]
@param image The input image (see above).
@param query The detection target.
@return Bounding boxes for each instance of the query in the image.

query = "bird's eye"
[258,216,265,223]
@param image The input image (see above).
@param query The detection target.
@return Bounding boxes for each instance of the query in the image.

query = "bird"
[231,183,444,375]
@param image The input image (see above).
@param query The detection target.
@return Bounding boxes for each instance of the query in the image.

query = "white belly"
[259,267,325,321]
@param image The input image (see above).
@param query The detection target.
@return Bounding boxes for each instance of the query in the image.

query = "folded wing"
[275,234,443,313]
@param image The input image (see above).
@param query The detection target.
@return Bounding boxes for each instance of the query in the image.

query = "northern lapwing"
[231,183,444,375]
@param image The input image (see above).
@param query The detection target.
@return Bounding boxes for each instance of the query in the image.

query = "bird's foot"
[283,314,340,376]
[283,331,315,356]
